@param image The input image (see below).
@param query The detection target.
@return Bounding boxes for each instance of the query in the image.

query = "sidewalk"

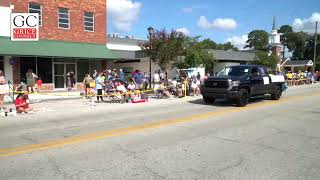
[4,91,82,104]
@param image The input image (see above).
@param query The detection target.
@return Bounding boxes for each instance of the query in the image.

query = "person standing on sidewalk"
[95,72,105,102]
[0,70,7,111]
[26,69,37,93]
[67,70,75,91]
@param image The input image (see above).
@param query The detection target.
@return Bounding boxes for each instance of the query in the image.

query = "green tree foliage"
[278,25,293,44]
[173,37,216,70]
[245,30,269,50]
[254,51,278,70]
[286,31,309,59]
[198,38,217,49]
[140,29,185,70]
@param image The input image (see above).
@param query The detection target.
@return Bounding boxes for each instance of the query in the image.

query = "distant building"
[268,16,283,63]
[106,36,174,78]
[209,50,256,73]
[282,58,313,72]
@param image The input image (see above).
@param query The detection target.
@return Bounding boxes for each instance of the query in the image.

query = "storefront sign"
[11,13,39,41]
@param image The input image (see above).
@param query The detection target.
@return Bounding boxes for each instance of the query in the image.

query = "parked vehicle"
[201,65,286,107]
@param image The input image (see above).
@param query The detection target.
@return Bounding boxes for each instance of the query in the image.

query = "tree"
[254,51,278,70]
[245,30,269,50]
[140,29,186,70]
[198,38,217,49]
[173,36,216,70]
[278,25,293,44]
[286,31,308,59]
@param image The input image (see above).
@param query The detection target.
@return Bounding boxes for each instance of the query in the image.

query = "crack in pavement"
[116,144,167,180]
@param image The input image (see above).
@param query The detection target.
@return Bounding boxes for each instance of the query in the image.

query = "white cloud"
[293,12,320,32]
[197,16,237,31]
[176,27,190,35]
[226,35,249,50]
[108,0,142,32]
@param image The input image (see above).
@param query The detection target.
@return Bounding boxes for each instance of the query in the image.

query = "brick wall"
[11,0,107,44]
[0,0,11,6]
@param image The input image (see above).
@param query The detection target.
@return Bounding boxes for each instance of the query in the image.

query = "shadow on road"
[188,96,269,107]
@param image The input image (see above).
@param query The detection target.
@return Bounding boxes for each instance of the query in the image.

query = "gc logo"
[11,13,39,41]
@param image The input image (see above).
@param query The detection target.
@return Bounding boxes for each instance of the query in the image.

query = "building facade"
[209,50,256,73]
[0,0,114,90]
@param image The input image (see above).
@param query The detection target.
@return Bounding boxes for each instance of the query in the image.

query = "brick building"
[0,0,115,90]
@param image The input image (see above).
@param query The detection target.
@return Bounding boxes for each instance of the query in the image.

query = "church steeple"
[272,16,276,31]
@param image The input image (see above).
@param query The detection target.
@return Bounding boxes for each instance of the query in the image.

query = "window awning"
[0,36,117,59]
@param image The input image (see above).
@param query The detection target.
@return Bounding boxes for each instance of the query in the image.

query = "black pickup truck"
[201,65,286,107]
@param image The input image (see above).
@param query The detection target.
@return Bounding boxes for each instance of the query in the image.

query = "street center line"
[0,92,319,158]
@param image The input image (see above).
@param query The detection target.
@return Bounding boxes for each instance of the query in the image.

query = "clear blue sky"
[107,0,320,48]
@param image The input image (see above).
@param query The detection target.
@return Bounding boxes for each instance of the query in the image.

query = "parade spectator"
[116,81,127,93]
[197,72,201,80]
[95,72,105,102]
[0,70,7,111]
[204,73,210,80]
[119,69,126,82]
[67,70,75,91]
[315,71,320,81]
[154,80,173,99]
[133,70,145,90]
[127,80,136,92]
[153,70,161,85]
[144,72,150,90]
[83,74,93,98]
[26,69,37,93]
[92,70,97,79]
[191,77,201,96]
[15,93,33,113]
[37,77,43,92]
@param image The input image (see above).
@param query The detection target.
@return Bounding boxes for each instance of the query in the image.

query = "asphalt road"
[0,84,320,180]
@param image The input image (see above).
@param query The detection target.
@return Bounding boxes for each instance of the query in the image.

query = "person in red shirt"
[15,94,33,113]
[37,77,43,92]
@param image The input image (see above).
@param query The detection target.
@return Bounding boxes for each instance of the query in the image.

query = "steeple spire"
[272,16,276,31]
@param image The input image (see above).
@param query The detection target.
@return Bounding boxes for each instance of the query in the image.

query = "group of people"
[285,70,320,86]
[81,68,205,103]
[82,69,149,103]
[0,70,33,114]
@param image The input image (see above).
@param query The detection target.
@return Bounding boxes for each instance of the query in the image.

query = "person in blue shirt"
[95,72,105,102]
[133,70,145,90]
[119,69,126,82]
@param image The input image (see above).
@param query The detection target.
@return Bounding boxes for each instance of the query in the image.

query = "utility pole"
[313,21,318,73]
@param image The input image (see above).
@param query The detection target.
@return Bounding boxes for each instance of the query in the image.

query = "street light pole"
[313,21,318,73]
[147,26,155,89]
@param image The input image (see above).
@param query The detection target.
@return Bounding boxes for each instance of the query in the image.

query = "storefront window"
[37,57,53,83]
[20,57,36,83]
[77,60,89,82]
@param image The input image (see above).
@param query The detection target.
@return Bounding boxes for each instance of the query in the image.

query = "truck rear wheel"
[203,96,215,104]
[236,89,249,107]
[271,86,282,100]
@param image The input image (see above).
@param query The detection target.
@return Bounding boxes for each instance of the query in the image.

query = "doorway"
[53,63,76,89]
